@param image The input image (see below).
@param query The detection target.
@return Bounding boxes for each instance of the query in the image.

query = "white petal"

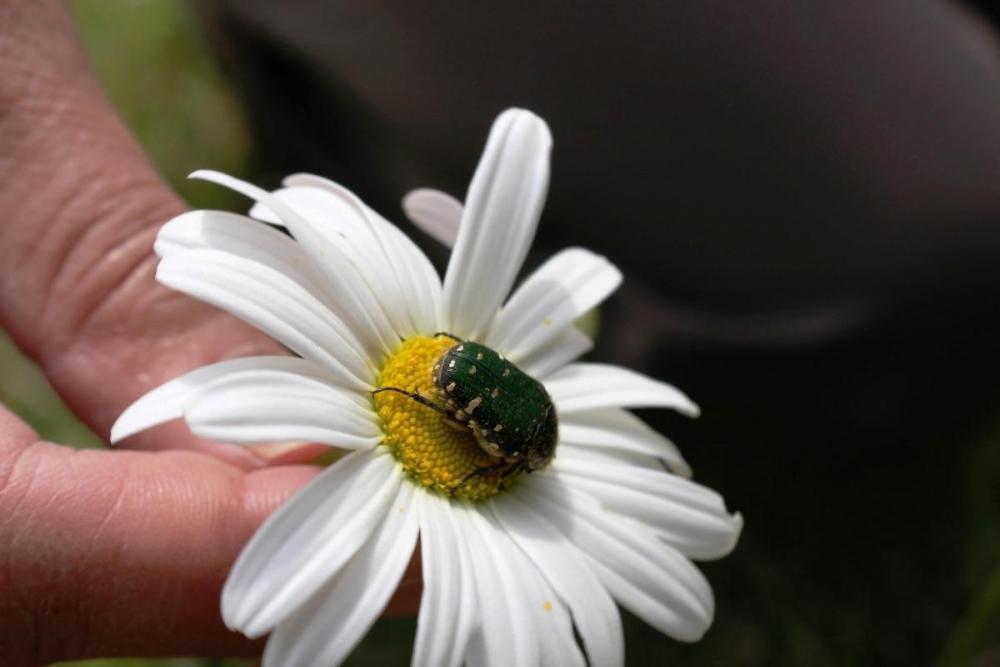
[157,248,373,388]
[514,325,593,379]
[524,476,715,642]
[158,208,409,359]
[110,356,335,443]
[191,170,399,360]
[557,442,670,474]
[461,504,540,667]
[222,451,401,637]
[413,494,479,667]
[183,368,381,448]
[155,210,324,293]
[528,570,585,667]
[554,456,743,560]
[442,109,552,340]
[545,363,700,416]
[487,248,621,362]
[256,184,410,335]
[402,188,463,248]
[491,493,623,667]
[263,482,419,667]
[559,407,692,477]
[375,218,444,335]
[281,175,443,337]
[484,505,584,667]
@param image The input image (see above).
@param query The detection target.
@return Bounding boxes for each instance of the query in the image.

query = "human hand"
[0,2,418,664]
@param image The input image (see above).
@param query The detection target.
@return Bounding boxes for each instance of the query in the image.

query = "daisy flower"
[111,108,743,666]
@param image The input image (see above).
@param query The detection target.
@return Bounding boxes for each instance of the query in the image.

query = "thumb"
[0,403,317,664]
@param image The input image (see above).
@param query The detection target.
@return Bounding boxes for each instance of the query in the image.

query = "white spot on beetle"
[502,368,511,377]
[491,388,499,399]
[480,439,502,457]
[448,360,456,369]
[466,396,483,413]
[494,424,504,432]
[476,352,484,361]
[446,382,456,393]
[457,345,465,352]
[469,365,477,375]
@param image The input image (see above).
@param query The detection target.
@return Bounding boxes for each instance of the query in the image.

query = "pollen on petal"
[374,335,514,501]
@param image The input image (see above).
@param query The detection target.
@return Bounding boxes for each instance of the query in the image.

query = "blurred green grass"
[0,1,997,665]
[71,0,252,209]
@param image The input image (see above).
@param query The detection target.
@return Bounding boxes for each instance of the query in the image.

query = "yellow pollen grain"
[543,601,553,611]
[374,335,514,501]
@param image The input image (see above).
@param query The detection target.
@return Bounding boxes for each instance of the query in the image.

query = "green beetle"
[375,335,558,479]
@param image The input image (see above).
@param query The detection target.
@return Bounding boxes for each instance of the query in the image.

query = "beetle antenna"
[432,332,463,342]
[372,387,454,419]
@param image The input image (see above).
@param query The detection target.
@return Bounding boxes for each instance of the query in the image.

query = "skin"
[0,2,419,664]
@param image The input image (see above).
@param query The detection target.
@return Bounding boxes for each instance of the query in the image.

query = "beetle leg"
[455,459,518,491]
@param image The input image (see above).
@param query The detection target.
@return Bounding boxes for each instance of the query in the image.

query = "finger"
[116,418,274,471]
[245,441,333,466]
[44,290,292,462]
[0,405,420,664]
[116,418,330,471]
[0,0,291,463]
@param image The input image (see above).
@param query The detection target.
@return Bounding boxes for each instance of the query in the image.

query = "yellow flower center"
[374,335,518,501]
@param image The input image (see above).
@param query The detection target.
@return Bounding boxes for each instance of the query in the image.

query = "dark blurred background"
[10,1,1000,665]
